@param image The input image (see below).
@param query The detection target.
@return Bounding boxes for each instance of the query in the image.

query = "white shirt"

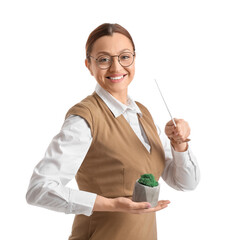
[26,83,200,216]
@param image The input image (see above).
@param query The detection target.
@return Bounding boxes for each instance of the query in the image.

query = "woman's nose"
[109,57,122,72]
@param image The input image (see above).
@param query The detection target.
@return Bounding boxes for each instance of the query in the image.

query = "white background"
[1,0,227,239]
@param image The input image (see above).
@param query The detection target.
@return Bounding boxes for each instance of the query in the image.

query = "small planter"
[132,174,160,208]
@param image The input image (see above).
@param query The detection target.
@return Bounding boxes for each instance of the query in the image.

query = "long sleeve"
[157,125,200,191]
[26,115,97,216]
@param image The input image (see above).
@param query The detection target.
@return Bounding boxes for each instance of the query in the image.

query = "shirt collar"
[95,83,142,118]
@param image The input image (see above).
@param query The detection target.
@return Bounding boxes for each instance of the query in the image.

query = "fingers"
[128,200,170,214]
[113,197,170,214]
[150,200,171,212]
[130,201,152,210]
[166,118,177,126]
[165,125,175,136]
[165,118,190,143]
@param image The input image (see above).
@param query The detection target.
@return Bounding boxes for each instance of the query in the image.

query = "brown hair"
[85,23,135,62]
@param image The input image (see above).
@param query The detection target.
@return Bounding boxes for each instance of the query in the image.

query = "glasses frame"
[89,52,135,69]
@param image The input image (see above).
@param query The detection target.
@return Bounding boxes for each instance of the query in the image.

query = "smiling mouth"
[106,74,127,80]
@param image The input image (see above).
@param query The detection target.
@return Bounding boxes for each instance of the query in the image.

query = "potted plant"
[132,174,160,208]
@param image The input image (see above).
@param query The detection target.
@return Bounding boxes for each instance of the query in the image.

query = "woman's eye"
[98,57,110,63]
[120,54,131,60]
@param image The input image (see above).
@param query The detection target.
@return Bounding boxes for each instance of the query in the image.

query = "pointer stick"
[154,79,190,143]
[154,79,176,127]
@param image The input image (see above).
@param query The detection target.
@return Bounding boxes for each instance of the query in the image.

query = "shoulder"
[65,93,101,134]
[65,93,98,118]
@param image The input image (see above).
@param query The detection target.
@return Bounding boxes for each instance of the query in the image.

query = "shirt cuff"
[66,189,97,216]
[171,143,194,168]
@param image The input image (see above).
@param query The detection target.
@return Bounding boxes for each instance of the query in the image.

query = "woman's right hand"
[92,195,170,214]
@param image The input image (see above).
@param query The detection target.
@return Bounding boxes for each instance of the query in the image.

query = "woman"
[26,23,200,240]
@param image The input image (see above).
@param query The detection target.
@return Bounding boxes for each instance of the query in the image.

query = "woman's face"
[86,33,135,100]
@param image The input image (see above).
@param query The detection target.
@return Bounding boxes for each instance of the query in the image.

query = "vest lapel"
[118,114,152,154]
[138,114,154,154]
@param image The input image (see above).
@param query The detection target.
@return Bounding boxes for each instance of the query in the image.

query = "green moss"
[138,174,158,187]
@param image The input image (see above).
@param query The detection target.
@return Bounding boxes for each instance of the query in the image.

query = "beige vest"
[66,92,165,240]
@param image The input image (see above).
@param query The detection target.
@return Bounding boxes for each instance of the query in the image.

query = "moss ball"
[138,174,158,187]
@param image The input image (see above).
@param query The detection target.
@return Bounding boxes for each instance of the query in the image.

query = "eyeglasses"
[89,52,135,69]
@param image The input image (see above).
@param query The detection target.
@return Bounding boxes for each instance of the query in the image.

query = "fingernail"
[146,204,151,208]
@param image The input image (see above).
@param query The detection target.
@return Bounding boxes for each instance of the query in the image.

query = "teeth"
[109,75,124,80]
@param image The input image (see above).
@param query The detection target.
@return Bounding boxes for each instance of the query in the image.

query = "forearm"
[162,145,200,191]
[26,178,97,216]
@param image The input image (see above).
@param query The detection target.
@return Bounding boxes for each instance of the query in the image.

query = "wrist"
[93,195,115,212]
[170,141,188,152]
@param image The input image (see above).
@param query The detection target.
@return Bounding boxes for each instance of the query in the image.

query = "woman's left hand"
[165,118,190,152]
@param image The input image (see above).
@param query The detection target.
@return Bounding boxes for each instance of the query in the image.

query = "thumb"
[166,118,177,126]
[131,201,151,210]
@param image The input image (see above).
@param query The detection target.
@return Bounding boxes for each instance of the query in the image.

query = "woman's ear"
[85,59,94,76]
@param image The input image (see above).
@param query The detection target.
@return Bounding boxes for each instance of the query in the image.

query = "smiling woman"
[85,31,136,104]
[26,23,200,240]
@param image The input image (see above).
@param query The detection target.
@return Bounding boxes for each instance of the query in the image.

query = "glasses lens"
[97,55,111,69]
[119,52,134,67]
